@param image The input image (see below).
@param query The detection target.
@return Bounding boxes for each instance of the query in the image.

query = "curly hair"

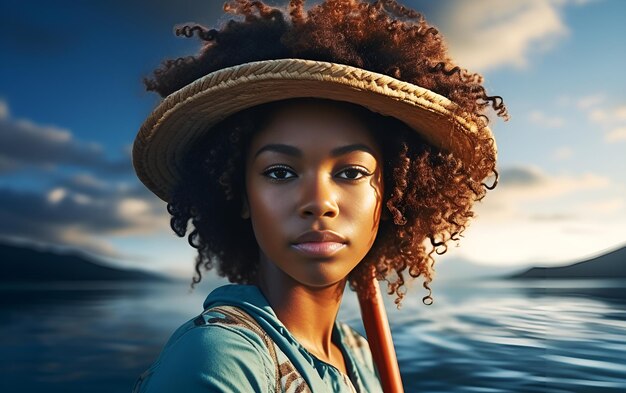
[146,0,508,305]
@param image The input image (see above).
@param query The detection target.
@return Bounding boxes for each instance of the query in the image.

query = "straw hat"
[133,58,495,202]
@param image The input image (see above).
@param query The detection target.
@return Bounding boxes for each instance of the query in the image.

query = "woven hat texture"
[133,58,495,202]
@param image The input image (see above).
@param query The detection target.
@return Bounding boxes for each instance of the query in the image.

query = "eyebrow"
[254,144,301,158]
[254,143,376,159]
[330,144,376,158]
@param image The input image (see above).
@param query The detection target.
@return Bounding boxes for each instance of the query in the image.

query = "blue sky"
[1,0,625,278]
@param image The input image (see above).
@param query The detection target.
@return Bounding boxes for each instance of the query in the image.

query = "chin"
[288,265,352,289]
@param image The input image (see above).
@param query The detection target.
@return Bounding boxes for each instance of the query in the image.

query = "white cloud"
[577,94,606,110]
[71,192,93,205]
[589,109,609,123]
[47,187,67,204]
[0,101,164,262]
[70,173,109,189]
[587,105,626,125]
[605,127,626,142]
[412,164,623,267]
[57,227,121,258]
[441,0,585,71]
[448,218,626,267]
[14,119,72,142]
[493,166,609,207]
[448,166,625,267]
[117,198,150,216]
[0,176,170,261]
[615,106,626,120]
[529,110,565,128]
[586,103,626,142]
[561,93,626,143]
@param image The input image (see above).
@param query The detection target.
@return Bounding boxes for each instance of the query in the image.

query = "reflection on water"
[381,279,626,393]
[0,281,213,393]
[1,279,625,392]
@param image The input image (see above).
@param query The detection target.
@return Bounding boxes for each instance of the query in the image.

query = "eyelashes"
[337,166,372,180]
[262,164,372,182]
[263,165,296,180]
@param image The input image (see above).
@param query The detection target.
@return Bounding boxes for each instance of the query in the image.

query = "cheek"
[246,180,290,245]
[343,185,382,239]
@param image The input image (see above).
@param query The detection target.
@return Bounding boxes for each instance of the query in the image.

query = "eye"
[336,166,371,180]
[262,165,297,180]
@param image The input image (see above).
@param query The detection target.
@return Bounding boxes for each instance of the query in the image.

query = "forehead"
[248,100,381,154]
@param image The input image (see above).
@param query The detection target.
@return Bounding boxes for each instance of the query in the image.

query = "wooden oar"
[357,272,404,393]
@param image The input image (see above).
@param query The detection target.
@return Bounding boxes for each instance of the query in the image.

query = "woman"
[132,1,507,392]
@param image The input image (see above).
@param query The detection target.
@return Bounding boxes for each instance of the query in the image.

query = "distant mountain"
[510,245,626,279]
[0,241,170,282]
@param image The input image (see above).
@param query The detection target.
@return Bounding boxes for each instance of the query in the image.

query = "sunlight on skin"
[243,99,384,373]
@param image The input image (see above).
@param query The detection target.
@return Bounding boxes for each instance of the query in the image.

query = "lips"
[292,230,347,244]
[291,230,347,257]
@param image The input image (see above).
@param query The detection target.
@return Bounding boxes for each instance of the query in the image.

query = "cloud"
[0,174,170,259]
[0,101,132,175]
[0,99,168,259]
[588,105,626,142]
[440,0,584,71]
[577,94,606,110]
[497,166,544,187]
[529,110,565,128]
[557,93,626,143]
[586,104,626,125]
[501,166,609,199]
[449,165,625,266]
[589,109,609,123]
[480,166,610,220]
[615,106,626,121]
[449,216,626,267]
[605,127,626,142]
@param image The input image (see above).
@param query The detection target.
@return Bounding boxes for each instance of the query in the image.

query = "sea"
[1,277,625,392]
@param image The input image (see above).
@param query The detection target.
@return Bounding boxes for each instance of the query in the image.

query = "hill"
[510,244,626,279]
[0,241,170,282]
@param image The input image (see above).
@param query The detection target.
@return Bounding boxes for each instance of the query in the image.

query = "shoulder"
[133,306,276,393]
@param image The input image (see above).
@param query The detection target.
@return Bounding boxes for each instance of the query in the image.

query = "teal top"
[132,284,383,393]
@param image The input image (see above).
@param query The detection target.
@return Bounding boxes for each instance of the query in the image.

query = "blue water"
[1,278,625,392]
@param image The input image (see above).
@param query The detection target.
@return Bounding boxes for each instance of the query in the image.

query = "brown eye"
[337,167,370,180]
[263,166,296,180]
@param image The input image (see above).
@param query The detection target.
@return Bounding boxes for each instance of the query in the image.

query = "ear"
[240,194,250,219]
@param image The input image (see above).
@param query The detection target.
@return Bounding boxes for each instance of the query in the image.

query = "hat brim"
[133,58,495,202]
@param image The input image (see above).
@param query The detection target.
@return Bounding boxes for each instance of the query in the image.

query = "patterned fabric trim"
[199,305,312,393]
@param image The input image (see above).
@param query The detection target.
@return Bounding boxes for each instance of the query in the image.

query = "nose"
[298,172,339,218]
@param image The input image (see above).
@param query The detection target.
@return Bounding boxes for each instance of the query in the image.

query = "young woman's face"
[244,100,383,288]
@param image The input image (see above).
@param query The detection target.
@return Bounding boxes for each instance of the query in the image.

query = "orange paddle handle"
[358,274,404,393]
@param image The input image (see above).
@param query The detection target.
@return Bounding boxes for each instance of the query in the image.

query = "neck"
[256,261,346,360]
